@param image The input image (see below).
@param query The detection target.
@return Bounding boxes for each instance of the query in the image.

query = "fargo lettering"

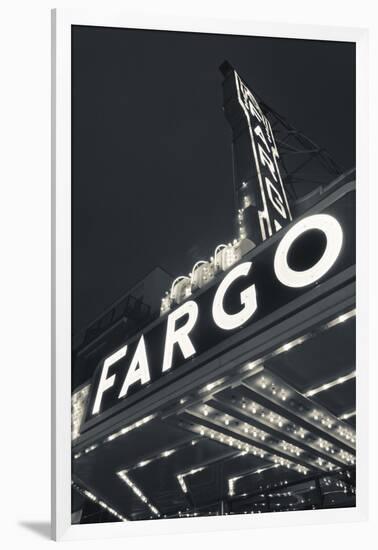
[88,205,353,421]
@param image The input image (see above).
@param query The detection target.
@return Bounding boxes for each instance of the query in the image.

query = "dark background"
[72,25,355,336]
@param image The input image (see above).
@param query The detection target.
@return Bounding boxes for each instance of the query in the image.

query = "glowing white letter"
[258,144,277,181]
[162,301,198,372]
[212,262,257,330]
[92,346,127,415]
[118,335,151,398]
[274,214,343,288]
[265,177,287,219]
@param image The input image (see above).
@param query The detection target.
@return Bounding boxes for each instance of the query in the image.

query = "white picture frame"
[51,8,369,541]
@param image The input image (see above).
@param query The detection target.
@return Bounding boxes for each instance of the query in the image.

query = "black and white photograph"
[70,24,357,525]
[1,0,377,546]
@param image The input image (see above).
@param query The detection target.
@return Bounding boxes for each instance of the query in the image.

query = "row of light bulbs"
[177,467,205,494]
[236,395,354,468]
[73,414,156,461]
[237,181,251,241]
[117,470,159,517]
[73,443,99,460]
[72,482,127,522]
[198,425,265,458]
[228,465,279,496]
[194,404,328,472]
[250,372,356,449]
[305,371,356,398]
[193,423,310,476]
[126,439,200,475]
[71,384,90,441]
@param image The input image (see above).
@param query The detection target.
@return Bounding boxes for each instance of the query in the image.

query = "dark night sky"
[72,25,355,336]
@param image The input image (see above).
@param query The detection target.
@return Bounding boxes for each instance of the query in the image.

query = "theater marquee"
[86,186,355,424]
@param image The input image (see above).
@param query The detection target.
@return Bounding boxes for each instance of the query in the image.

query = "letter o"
[274,214,343,288]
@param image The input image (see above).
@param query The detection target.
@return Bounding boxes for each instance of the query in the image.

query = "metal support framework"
[256,98,343,200]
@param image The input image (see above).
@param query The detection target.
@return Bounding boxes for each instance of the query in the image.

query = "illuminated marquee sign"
[84,189,355,425]
[221,63,292,243]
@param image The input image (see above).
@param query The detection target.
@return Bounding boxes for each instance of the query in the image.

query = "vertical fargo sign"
[221,62,292,243]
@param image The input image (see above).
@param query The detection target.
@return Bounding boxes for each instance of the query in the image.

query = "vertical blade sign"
[221,63,292,244]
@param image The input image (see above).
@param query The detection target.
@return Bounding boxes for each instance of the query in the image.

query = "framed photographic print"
[51,8,369,541]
